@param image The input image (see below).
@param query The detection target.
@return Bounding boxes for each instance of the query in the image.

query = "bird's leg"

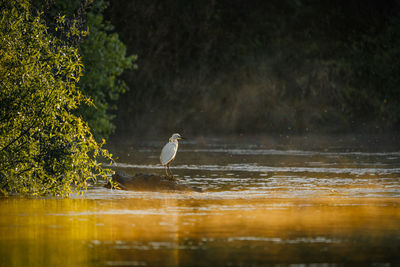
[165,165,169,177]
[167,164,174,179]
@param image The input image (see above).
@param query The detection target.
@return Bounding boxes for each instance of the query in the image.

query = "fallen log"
[106,171,203,192]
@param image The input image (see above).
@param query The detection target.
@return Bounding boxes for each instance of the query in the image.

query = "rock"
[106,171,203,192]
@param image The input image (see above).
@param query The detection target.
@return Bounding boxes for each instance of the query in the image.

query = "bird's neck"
[169,138,179,145]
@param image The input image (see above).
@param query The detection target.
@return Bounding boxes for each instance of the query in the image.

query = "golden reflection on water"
[1,194,400,266]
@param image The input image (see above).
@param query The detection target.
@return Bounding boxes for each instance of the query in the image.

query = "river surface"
[1,135,400,266]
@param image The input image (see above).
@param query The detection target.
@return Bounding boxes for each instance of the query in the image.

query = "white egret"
[160,133,184,178]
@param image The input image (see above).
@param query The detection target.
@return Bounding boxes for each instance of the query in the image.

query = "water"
[1,135,400,266]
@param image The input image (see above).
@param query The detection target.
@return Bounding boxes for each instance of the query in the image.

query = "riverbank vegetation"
[0,0,132,196]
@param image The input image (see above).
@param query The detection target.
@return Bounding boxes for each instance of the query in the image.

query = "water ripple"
[113,162,400,175]
[181,148,400,157]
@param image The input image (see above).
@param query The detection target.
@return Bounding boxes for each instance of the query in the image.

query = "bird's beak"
[180,137,185,140]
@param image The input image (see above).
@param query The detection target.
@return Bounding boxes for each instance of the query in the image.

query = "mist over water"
[110,134,400,198]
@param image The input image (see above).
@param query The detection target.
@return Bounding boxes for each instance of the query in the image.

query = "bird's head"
[170,133,183,142]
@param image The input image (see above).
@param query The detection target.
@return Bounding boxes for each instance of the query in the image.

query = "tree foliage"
[78,1,136,139]
[31,0,135,139]
[0,0,115,196]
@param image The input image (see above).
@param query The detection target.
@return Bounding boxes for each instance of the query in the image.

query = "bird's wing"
[160,142,178,165]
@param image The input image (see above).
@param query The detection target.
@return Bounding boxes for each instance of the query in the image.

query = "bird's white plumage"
[160,133,183,178]
[160,141,178,165]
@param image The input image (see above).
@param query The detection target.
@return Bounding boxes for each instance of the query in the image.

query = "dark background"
[104,0,400,138]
